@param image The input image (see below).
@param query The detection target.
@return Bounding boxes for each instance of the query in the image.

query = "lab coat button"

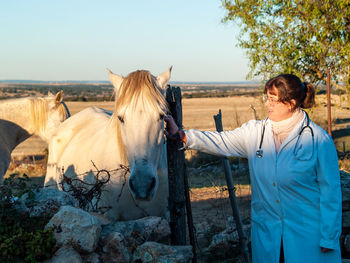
[276,200,280,204]
[272,182,276,187]
[280,217,282,220]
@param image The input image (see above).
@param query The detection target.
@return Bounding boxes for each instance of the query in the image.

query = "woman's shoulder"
[309,119,334,143]
[239,119,266,131]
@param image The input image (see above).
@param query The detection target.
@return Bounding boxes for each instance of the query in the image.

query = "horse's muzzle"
[128,172,158,201]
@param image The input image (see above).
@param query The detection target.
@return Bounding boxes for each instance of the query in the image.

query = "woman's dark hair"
[264,74,315,110]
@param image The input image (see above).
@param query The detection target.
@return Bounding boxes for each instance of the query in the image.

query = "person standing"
[165,74,342,263]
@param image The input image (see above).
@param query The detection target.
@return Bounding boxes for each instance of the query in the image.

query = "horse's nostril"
[150,178,156,189]
[129,178,135,191]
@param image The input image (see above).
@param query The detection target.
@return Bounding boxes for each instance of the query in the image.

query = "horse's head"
[107,67,172,201]
[30,91,70,141]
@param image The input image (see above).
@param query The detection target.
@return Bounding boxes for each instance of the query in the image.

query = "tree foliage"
[222,0,350,89]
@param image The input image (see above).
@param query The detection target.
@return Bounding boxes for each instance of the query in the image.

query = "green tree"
[222,0,350,89]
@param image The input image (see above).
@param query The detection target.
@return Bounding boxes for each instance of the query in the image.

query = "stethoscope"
[256,111,314,159]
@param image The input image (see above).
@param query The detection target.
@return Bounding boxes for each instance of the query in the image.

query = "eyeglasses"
[262,94,280,105]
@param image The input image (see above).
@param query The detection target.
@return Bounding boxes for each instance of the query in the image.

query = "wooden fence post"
[327,68,332,137]
[166,86,186,245]
[214,109,251,263]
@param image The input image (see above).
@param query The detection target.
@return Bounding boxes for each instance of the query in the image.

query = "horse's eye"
[118,116,124,123]
[159,114,165,121]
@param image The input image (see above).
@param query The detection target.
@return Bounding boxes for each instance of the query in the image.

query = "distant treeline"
[183,90,262,98]
[0,83,345,101]
[0,84,114,101]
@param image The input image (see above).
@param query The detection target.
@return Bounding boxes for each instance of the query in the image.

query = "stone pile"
[16,169,350,262]
[19,189,193,263]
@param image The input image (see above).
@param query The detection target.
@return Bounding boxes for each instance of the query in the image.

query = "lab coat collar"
[266,111,308,157]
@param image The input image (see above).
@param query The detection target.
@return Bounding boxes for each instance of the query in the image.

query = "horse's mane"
[110,116,128,165]
[29,98,69,135]
[112,70,167,166]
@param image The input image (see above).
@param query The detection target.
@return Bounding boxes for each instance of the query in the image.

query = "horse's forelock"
[115,70,167,116]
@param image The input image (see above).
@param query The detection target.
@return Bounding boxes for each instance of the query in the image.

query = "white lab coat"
[185,113,342,263]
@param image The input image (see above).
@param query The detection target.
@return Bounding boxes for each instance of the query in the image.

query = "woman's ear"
[289,99,297,111]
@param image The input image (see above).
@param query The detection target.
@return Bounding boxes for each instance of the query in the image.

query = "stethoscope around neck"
[256,111,314,159]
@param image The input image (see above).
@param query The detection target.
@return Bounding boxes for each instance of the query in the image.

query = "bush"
[0,174,56,263]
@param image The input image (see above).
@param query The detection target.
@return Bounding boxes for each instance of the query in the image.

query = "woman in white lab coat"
[165,74,342,263]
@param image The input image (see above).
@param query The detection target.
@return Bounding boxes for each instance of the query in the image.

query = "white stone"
[18,188,77,217]
[101,232,131,263]
[82,252,101,263]
[45,206,101,253]
[208,223,250,260]
[101,216,170,244]
[132,241,193,263]
[44,246,83,263]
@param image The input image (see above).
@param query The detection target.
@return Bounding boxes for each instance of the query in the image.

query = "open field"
[10,96,265,157]
[10,92,350,156]
[5,91,350,261]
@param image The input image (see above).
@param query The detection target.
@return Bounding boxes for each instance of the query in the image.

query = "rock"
[341,170,350,204]
[207,220,251,260]
[101,216,170,245]
[132,241,193,263]
[17,188,77,217]
[44,246,83,263]
[194,221,221,249]
[341,170,350,216]
[226,216,236,231]
[89,212,111,226]
[82,252,101,263]
[45,206,101,253]
[343,211,350,228]
[101,232,132,263]
[344,234,350,254]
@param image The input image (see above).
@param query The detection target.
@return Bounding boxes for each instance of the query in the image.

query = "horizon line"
[0,79,260,85]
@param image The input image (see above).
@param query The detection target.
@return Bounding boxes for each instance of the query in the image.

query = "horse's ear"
[55,90,63,106]
[107,68,124,92]
[157,66,172,90]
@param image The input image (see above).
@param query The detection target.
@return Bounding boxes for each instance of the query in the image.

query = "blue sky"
[0,1,250,82]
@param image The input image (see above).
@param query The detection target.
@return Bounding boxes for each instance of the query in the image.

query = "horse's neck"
[0,99,33,133]
[0,99,33,150]
[0,120,31,151]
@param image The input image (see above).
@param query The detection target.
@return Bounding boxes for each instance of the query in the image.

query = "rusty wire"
[59,161,130,213]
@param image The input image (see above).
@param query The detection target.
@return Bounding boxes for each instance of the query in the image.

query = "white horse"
[45,67,172,220]
[0,91,70,181]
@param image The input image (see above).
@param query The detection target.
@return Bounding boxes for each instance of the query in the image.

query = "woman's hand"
[164,115,186,143]
[320,247,333,253]
[164,115,179,136]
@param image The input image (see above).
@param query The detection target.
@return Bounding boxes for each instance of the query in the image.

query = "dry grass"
[9,93,350,172]
[182,96,266,130]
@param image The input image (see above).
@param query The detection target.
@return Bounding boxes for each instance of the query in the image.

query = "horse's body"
[45,68,172,220]
[0,91,70,181]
